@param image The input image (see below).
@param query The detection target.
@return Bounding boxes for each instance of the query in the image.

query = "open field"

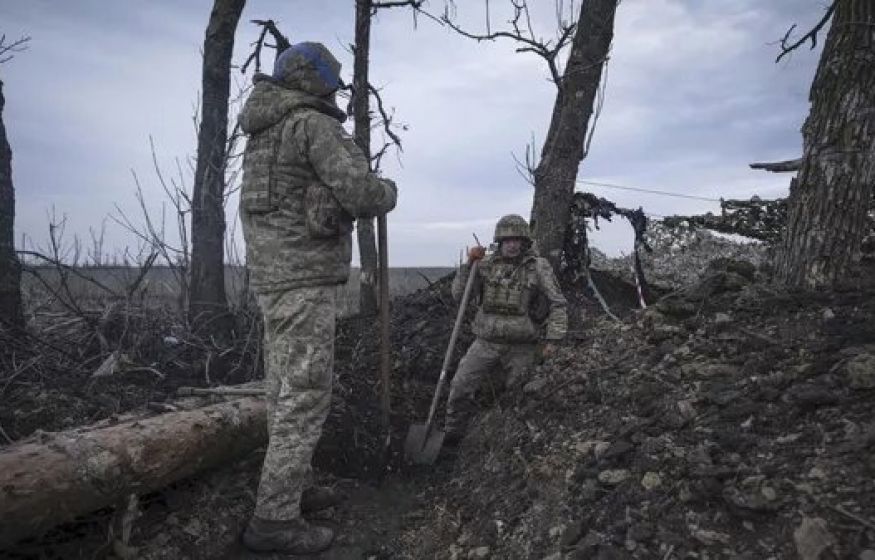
[20,265,454,317]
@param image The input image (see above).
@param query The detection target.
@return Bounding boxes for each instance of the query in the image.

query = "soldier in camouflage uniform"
[445,215,567,443]
[237,42,397,554]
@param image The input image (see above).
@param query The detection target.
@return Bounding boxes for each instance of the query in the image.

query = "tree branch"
[241,19,291,74]
[749,157,803,173]
[372,0,424,8]
[776,1,837,63]
[0,34,30,65]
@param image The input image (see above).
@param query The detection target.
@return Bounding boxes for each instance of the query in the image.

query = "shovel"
[404,259,479,464]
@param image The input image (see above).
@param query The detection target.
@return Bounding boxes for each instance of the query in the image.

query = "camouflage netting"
[590,222,767,289]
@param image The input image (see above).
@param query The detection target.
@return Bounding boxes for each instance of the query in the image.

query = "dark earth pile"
[396,259,875,559]
[10,256,873,559]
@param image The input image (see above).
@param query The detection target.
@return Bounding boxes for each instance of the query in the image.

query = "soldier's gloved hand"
[380,178,398,213]
[467,245,486,264]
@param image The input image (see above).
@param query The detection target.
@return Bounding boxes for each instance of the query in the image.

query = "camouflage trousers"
[445,338,536,437]
[253,286,336,521]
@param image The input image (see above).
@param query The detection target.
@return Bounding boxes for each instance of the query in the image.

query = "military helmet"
[494,214,531,242]
[272,42,342,97]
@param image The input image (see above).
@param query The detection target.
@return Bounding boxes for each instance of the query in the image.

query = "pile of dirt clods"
[396,259,875,559]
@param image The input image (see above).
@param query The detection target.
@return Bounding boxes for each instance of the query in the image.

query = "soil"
[5,257,875,559]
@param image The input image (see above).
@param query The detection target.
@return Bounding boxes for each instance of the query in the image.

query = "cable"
[577,179,722,203]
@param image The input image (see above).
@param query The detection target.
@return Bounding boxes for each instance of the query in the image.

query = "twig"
[831,504,875,532]
[372,0,424,8]
[0,422,12,445]
[586,270,620,322]
[776,1,837,63]
[0,34,31,64]
[662,544,675,560]
[16,251,118,296]
[241,19,291,74]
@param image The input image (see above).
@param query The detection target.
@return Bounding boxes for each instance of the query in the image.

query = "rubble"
[396,260,875,559]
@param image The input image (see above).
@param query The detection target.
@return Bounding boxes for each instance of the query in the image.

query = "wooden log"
[0,397,266,548]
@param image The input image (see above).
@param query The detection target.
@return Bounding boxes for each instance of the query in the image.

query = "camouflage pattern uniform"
[445,215,567,437]
[239,42,396,523]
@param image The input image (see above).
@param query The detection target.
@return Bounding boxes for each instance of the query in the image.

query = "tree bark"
[530,0,619,272]
[189,0,245,334]
[0,397,266,547]
[0,79,23,329]
[775,0,875,288]
[353,0,380,316]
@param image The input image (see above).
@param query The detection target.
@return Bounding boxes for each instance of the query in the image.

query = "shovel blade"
[404,423,446,465]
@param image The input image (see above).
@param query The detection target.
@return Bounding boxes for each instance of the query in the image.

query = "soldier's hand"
[467,245,486,263]
[380,178,398,213]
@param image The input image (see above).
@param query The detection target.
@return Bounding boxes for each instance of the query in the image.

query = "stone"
[468,546,490,559]
[676,400,697,421]
[593,441,612,459]
[859,550,875,560]
[714,312,732,324]
[524,377,549,395]
[793,517,835,560]
[641,472,662,490]
[598,469,630,486]
[822,308,835,320]
[844,353,875,390]
[692,528,730,546]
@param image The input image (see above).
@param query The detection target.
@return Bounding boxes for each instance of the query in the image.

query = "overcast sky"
[1,0,826,266]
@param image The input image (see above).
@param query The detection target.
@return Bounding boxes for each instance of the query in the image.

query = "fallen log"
[177,385,266,397]
[0,397,266,548]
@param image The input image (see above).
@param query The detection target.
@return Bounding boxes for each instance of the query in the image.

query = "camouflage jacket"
[239,74,397,292]
[452,248,567,343]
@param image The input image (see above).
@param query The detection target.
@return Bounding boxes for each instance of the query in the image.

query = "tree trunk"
[353,0,379,316]
[530,0,619,272]
[189,0,245,335]
[0,397,266,547]
[0,79,23,329]
[775,0,875,288]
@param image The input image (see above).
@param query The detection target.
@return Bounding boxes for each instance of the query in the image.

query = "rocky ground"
[3,237,875,559]
[397,258,875,560]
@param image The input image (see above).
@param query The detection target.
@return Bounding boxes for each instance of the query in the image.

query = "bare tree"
[0,35,30,329]
[352,0,380,316]
[352,0,421,316]
[774,0,875,288]
[189,0,245,337]
[440,0,619,273]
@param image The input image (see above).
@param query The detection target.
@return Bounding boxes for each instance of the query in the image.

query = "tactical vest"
[241,111,352,239]
[480,258,535,316]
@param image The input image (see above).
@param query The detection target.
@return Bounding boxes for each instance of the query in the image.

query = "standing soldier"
[238,42,397,554]
[444,214,567,444]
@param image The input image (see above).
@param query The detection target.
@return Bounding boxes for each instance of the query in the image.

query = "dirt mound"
[317,268,646,479]
[397,264,875,559]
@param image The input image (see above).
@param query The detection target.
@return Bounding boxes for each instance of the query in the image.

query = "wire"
[577,179,722,203]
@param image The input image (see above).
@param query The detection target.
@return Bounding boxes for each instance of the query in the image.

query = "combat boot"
[301,485,344,513]
[241,516,334,554]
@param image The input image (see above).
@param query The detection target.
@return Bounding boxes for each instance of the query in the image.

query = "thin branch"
[434,1,574,90]
[16,250,119,296]
[0,34,31,64]
[241,19,291,74]
[776,1,837,63]
[372,0,425,8]
[368,83,403,152]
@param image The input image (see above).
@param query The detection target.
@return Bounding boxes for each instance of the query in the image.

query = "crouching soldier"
[444,214,567,445]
